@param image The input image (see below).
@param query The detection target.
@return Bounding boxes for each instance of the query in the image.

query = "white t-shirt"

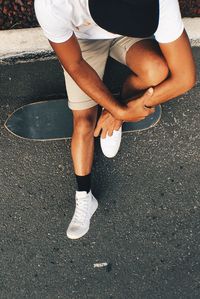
[34,0,184,44]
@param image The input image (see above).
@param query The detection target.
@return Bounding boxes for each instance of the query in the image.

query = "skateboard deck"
[4,99,162,141]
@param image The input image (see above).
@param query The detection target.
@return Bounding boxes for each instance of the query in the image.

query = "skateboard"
[4,99,162,141]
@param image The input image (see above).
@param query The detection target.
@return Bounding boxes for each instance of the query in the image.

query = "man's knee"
[73,109,97,136]
[140,58,169,86]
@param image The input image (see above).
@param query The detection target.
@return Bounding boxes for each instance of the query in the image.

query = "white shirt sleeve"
[154,0,184,43]
[34,0,73,43]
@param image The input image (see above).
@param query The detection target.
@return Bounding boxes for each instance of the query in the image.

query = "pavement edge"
[0,18,200,64]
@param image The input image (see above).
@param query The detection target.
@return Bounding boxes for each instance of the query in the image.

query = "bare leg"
[71,106,98,176]
[67,105,99,239]
[122,39,169,100]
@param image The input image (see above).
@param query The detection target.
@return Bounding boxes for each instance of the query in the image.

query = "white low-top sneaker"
[66,190,98,239]
[100,126,122,158]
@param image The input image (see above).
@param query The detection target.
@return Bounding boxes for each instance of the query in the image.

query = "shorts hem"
[68,100,98,111]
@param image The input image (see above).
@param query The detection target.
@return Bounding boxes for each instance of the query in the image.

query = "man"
[34,0,196,239]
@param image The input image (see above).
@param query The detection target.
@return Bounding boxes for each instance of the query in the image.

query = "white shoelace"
[72,197,90,225]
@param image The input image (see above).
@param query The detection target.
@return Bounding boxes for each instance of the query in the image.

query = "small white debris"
[94,262,108,268]
[174,117,178,124]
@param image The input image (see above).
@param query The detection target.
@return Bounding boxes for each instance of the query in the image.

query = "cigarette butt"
[93,262,108,268]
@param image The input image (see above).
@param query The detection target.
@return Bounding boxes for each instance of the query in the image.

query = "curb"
[0,18,200,63]
[0,27,54,64]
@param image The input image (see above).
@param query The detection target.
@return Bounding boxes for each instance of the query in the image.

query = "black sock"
[75,174,91,193]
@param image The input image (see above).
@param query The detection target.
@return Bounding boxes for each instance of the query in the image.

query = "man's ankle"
[75,173,91,193]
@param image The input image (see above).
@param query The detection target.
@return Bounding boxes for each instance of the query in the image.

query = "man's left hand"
[94,109,122,138]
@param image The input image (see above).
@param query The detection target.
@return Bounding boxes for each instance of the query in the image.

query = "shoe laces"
[72,196,90,224]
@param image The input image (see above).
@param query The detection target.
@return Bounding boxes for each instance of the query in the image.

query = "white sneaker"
[66,190,98,239]
[100,126,122,158]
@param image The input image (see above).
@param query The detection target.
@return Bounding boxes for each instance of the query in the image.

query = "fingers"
[94,112,123,138]
[94,114,112,138]
[142,87,154,101]
[102,122,115,138]
[94,119,102,137]
[144,106,155,115]
[127,88,154,109]
[94,112,108,137]
[141,87,154,109]
[94,126,101,137]
[114,121,123,131]
[100,122,120,138]
[101,127,108,139]
[107,126,113,137]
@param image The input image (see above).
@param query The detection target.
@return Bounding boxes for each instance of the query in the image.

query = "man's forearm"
[144,74,195,107]
[66,58,124,118]
[146,31,196,107]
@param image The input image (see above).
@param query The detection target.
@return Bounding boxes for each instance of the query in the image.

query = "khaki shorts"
[63,36,149,110]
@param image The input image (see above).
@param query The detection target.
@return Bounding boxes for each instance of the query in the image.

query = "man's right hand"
[116,88,155,122]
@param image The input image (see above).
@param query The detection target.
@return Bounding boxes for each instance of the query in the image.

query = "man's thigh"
[109,36,151,65]
[64,39,112,111]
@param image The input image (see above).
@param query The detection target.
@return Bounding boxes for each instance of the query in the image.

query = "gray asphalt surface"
[0,48,200,299]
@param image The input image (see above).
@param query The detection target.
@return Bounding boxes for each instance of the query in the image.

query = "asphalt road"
[0,48,200,299]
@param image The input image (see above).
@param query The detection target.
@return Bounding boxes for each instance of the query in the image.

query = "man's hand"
[94,110,122,138]
[94,88,155,138]
[117,88,155,122]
